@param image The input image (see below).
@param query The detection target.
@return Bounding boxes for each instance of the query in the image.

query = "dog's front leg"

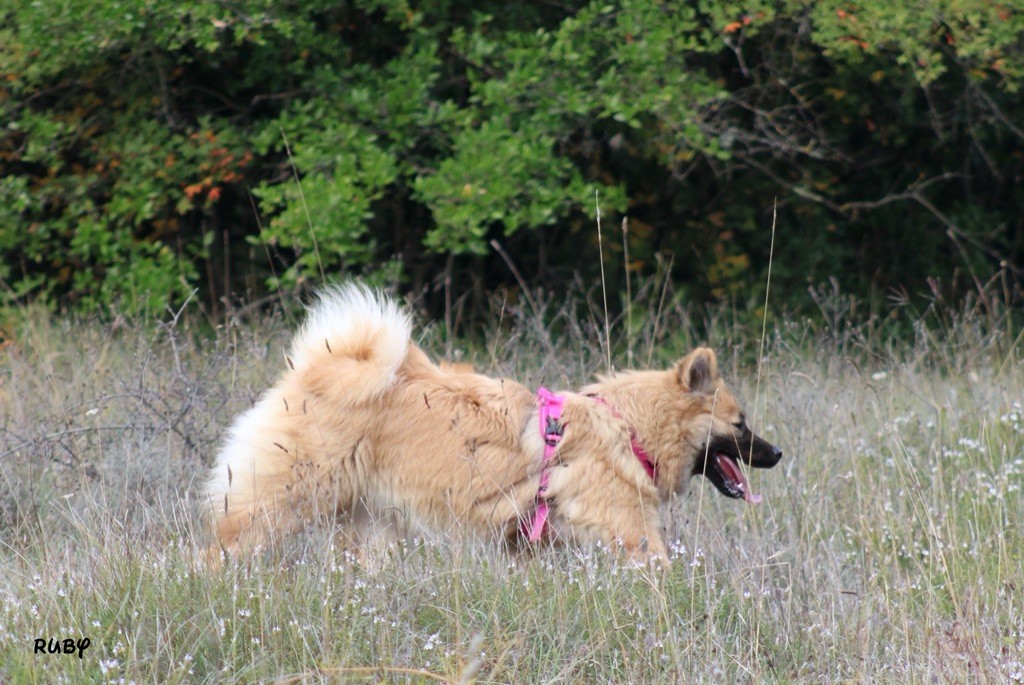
[609,504,669,568]
[558,485,669,566]
[620,527,669,568]
[554,399,669,565]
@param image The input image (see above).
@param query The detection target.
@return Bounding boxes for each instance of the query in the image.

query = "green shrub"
[1,0,1021,317]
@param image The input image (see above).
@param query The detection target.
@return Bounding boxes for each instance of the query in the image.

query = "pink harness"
[523,389,657,542]
[524,387,565,542]
[589,395,658,481]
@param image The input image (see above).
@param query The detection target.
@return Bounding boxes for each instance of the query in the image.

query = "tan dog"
[205,285,782,564]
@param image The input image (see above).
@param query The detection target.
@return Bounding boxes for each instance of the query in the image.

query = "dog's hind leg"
[205,462,304,563]
[206,438,368,566]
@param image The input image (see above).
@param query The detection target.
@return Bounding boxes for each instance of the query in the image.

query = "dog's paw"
[623,537,670,569]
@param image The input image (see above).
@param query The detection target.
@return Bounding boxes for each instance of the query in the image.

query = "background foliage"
[2,0,1022,318]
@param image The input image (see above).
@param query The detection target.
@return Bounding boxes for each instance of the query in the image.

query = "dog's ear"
[676,347,719,394]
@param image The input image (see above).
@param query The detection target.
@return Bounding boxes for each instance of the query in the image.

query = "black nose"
[772,447,783,463]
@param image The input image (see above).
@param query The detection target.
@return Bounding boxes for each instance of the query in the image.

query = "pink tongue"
[715,454,762,504]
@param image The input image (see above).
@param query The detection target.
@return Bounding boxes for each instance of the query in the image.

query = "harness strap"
[588,395,658,482]
[523,390,658,543]
[524,387,564,542]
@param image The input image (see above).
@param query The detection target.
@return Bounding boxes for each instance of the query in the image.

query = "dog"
[205,284,782,565]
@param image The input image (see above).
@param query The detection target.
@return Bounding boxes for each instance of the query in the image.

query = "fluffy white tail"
[290,284,412,403]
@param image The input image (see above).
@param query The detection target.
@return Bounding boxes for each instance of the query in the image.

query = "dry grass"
[1,283,1022,683]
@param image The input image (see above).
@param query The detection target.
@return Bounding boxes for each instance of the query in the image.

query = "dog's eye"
[733,414,747,431]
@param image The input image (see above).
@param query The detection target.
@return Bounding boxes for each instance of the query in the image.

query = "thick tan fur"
[205,285,755,565]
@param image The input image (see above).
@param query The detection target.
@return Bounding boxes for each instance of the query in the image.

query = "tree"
[1,0,1021,318]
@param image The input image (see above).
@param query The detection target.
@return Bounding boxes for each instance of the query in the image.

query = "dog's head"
[582,346,783,503]
[672,348,782,503]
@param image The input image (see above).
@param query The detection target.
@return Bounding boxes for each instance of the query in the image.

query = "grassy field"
[1,286,1022,683]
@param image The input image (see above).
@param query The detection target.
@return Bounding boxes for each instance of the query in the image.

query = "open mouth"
[708,452,761,504]
[695,430,780,504]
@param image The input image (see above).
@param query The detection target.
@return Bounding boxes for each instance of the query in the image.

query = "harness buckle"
[544,416,564,446]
